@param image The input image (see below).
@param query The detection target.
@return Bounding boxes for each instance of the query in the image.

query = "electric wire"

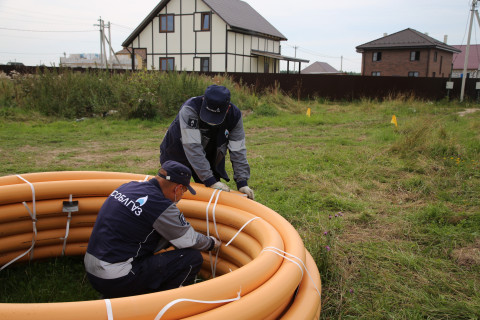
[0,27,97,33]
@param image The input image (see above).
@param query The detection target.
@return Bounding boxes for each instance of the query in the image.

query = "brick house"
[121,0,308,73]
[356,28,460,77]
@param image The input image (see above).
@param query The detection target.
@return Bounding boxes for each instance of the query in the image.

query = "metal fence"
[1,65,479,102]
[220,73,479,102]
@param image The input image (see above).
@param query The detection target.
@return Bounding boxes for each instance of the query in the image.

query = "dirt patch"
[341,220,406,243]
[17,142,160,172]
[458,108,480,117]
[451,239,480,267]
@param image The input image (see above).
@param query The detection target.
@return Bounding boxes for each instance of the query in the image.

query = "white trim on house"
[122,0,307,73]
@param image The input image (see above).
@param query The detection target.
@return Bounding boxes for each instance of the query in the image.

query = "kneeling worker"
[84,160,220,298]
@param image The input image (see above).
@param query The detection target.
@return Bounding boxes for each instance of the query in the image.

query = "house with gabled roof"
[356,28,460,78]
[301,61,340,74]
[451,44,480,78]
[121,0,308,73]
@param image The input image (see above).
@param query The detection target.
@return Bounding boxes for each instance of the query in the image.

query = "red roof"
[452,45,480,70]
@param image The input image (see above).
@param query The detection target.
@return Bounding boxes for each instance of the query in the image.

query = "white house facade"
[122,0,308,73]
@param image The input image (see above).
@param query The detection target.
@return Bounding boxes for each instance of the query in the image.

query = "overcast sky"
[0,0,475,72]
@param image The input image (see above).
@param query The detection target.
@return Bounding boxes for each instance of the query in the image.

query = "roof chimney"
[444,35,448,44]
[383,33,388,37]
[425,32,429,36]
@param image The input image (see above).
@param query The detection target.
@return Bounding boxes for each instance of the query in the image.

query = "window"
[160,57,174,71]
[201,13,211,31]
[200,58,210,72]
[410,51,420,61]
[433,51,438,62]
[371,71,381,76]
[408,71,419,77]
[160,14,174,32]
[372,52,382,61]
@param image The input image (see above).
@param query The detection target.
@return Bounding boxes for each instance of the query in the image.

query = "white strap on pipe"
[154,289,242,320]
[16,175,37,218]
[143,175,151,181]
[205,189,222,278]
[210,190,223,277]
[262,247,321,297]
[224,217,261,247]
[205,189,217,237]
[0,175,38,271]
[104,299,114,320]
[0,202,37,271]
[61,194,73,256]
[211,190,222,239]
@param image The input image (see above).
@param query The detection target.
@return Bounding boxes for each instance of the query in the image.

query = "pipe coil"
[0,171,321,319]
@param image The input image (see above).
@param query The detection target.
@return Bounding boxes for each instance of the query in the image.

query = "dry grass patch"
[451,239,480,267]
[17,142,159,172]
[341,219,407,244]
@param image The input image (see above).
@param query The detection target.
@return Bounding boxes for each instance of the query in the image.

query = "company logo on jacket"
[109,190,148,216]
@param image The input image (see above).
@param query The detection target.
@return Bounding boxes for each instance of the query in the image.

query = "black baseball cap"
[159,160,196,195]
[200,85,231,125]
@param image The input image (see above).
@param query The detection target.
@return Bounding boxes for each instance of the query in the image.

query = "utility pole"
[101,19,107,68]
[108,22,112,63]
[292,46,298,73]
[461,0,478,102]
[95,17,104,68]
[94,18,121,69]
[103,22,121,68]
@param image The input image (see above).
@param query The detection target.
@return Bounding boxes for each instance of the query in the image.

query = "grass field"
[0,81,479,319]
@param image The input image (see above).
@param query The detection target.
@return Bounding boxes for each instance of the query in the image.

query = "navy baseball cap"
[200,85,231,125]
[159,160,196,195]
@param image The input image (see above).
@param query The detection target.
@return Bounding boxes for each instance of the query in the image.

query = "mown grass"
[0,72,479,319]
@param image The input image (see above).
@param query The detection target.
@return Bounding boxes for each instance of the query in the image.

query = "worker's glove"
[210,181,230,192]
[239,186,254,200]
[208,236,221,251]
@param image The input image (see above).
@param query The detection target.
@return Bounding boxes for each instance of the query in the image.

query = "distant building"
[121,0,308,72]
[60,53,134,69]
[356,28,460,77]
[301,61,340,74]
[451,44,480,78]
[116,48,147,69]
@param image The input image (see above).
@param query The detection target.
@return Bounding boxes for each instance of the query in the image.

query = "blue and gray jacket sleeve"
[153,203,212,251]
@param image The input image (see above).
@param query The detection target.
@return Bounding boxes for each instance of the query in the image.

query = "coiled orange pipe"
[0,172,321,319]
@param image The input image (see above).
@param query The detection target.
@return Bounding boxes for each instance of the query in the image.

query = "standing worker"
[160,85,254,200]
[84,160,221,298]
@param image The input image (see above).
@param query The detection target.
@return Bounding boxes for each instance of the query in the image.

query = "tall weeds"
[0,69,312,120]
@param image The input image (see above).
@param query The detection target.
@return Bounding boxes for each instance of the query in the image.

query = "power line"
[0,5,94,25]
[284,42,360,61]
[110,22,133,30]
[0,15,94,28]
[0,27,97,33]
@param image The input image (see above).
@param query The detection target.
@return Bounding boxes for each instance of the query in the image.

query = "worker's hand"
[210,181,230,192]
[239,186,254,200]
[209,236,221,251]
